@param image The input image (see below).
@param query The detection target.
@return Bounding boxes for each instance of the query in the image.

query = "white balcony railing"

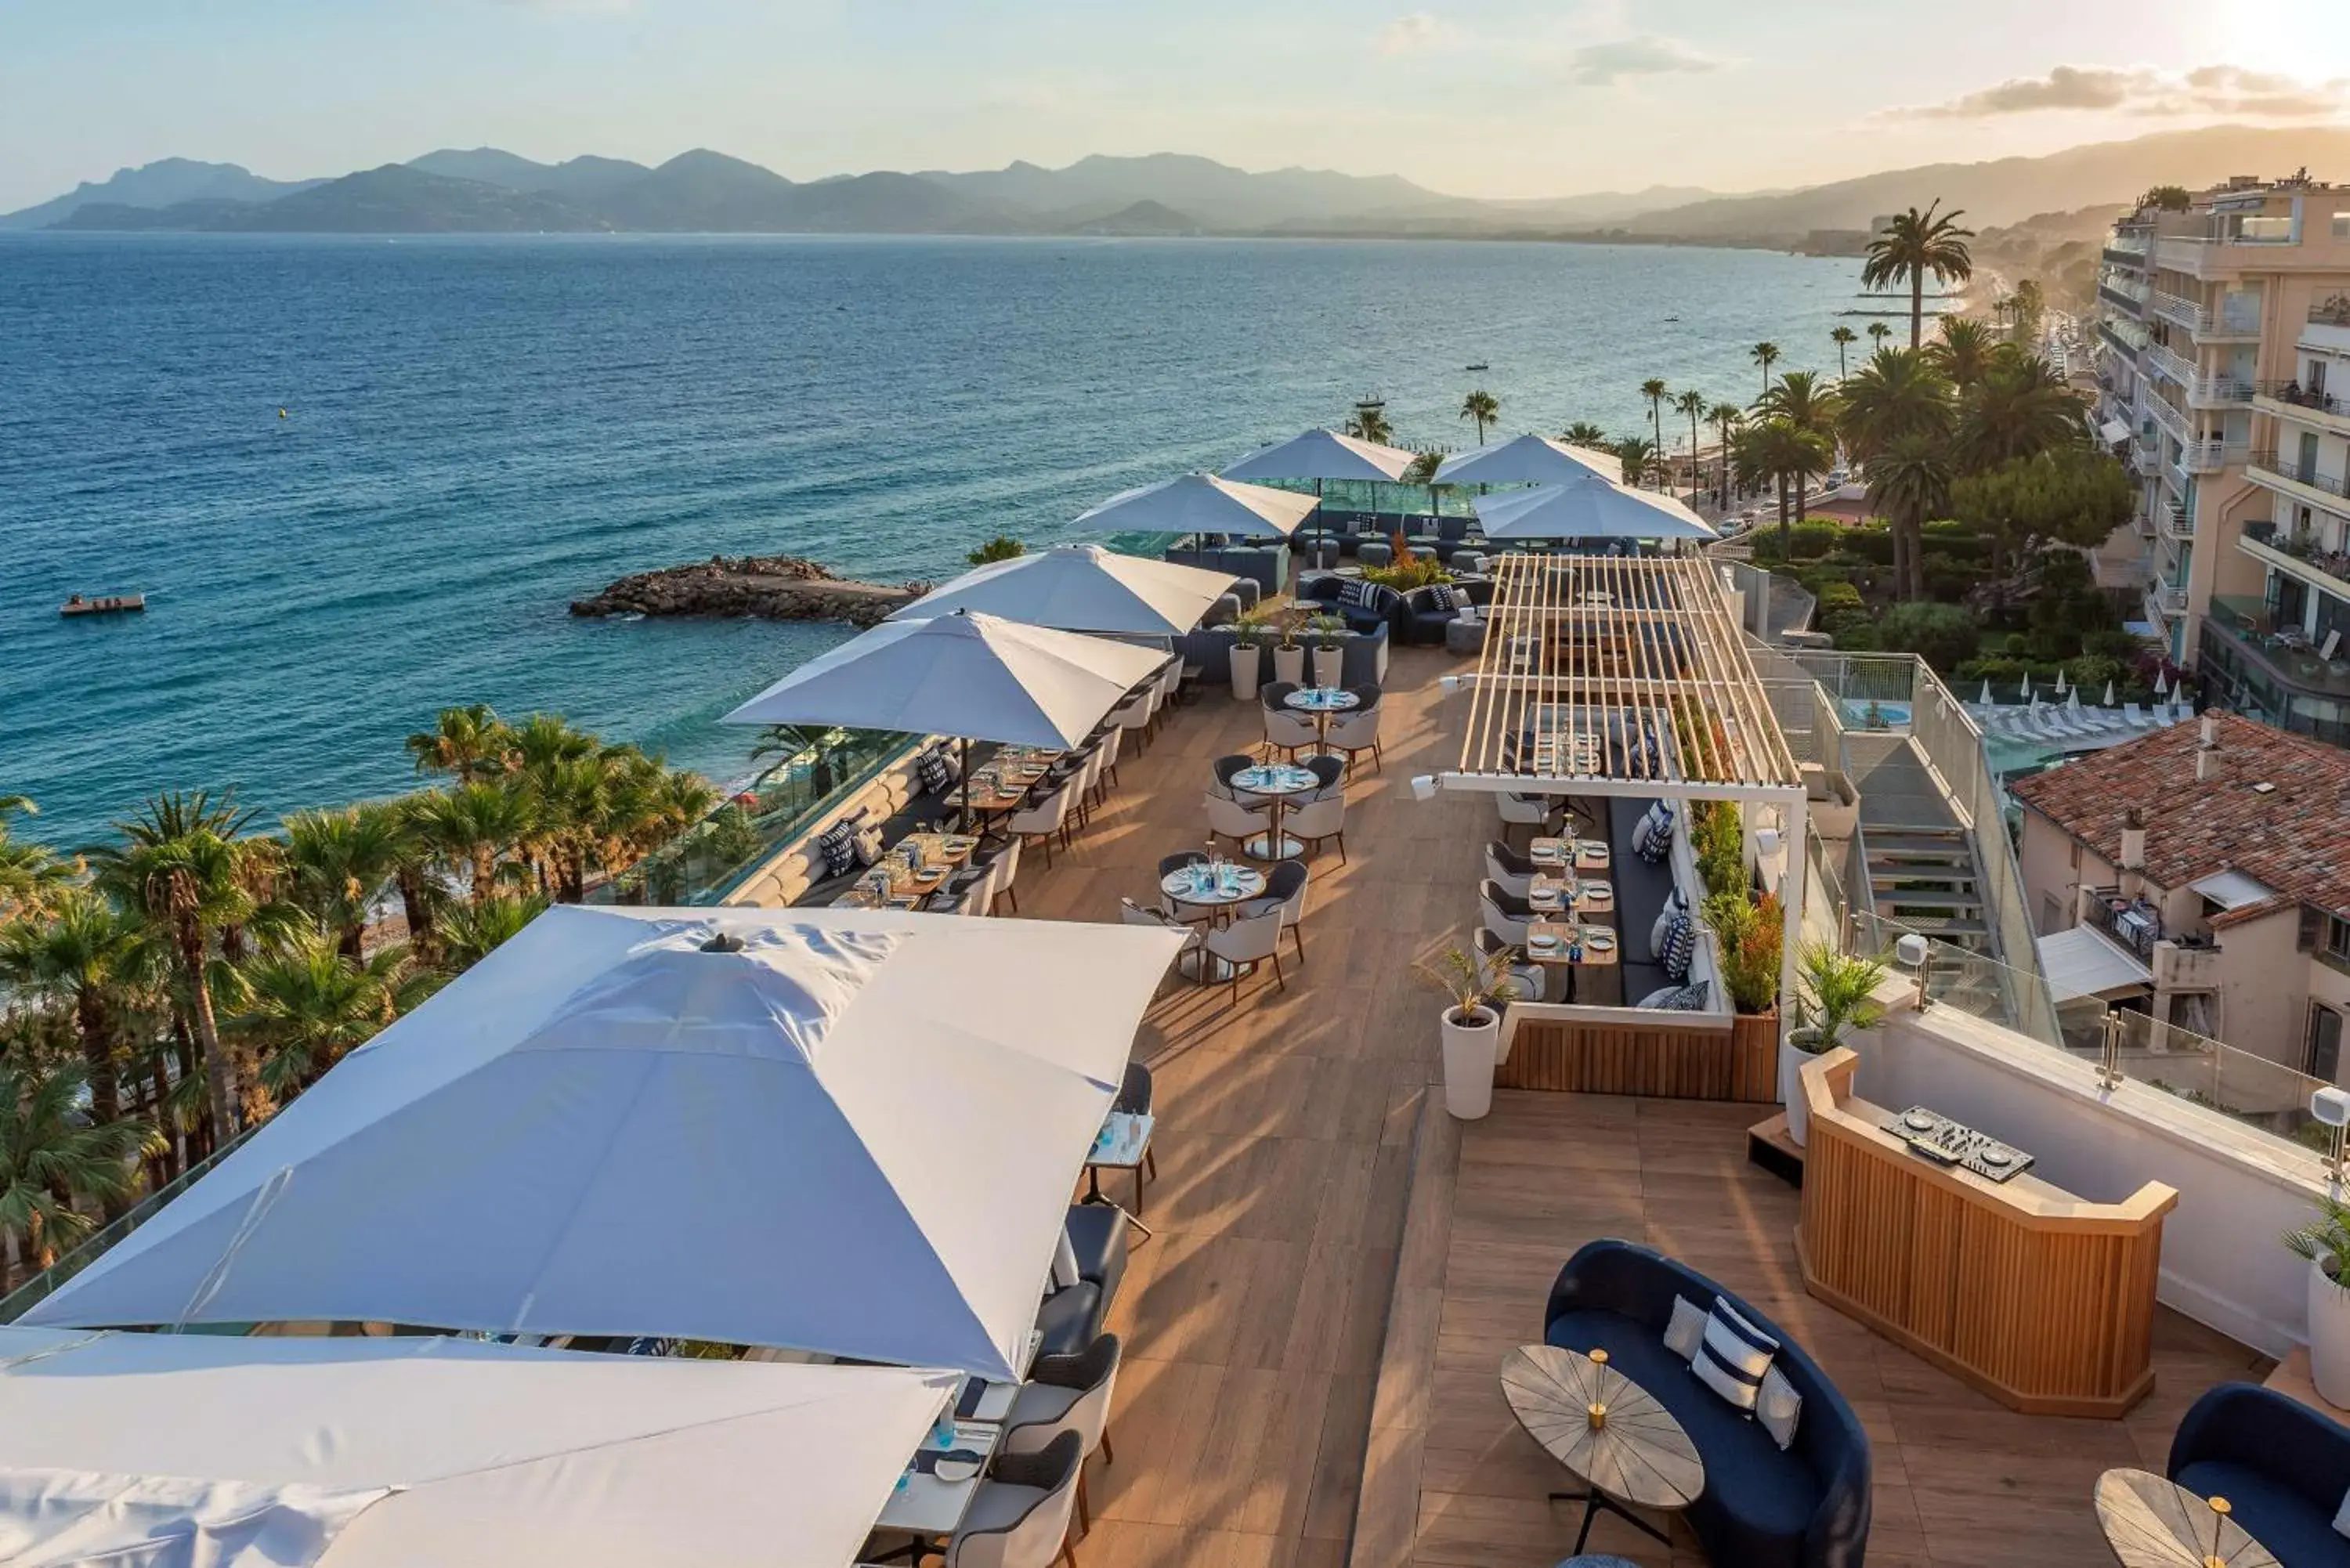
[2147,394,2190,443]
[2161,502,2194,540]
[2149,290,2204,331]
[2182,439,2245,473]
[2145,341,2197,385]
[2186,376,2255,408]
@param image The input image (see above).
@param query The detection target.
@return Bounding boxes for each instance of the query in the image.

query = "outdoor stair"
[1863,823,1994,954]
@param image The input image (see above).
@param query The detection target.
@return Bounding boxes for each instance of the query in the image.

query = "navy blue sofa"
[2170,1383,2350,1566]
[1543,1240,1871,1568]
[1302,574,1404,635]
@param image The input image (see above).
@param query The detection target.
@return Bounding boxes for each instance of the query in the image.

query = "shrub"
[1703,890,1784,1015]
[1816,580,1867,631]
[1692,800,1745,901]
[967,535,1025,565]
[1877,601,1979,670]
[1788,519,1842,560]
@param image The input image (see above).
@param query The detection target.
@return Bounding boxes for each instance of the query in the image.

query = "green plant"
[1795,940,1889,1054]
[1362,555,1452,591]
[1692,800,1744,901]
[1231,608,1272,649]
[1311,615,1344,649]
[1875,600,1979,670]
[2288,1194,2350,1288]
[967,535,1025,566]
[1702,890,1783,1015]
[1415,941,1517,1024]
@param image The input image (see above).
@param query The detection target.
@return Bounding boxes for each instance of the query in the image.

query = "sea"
[0,233,1861,847]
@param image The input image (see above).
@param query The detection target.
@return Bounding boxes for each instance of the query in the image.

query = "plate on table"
[885,896,922,911]
[932,1451,984,1484]
[1582,846,1611,865]
[1584,929,1616,952]
[1530,844,1564,864]
[1527,932,1562,953]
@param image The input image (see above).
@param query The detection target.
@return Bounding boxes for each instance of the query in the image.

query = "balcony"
[2153,941,2224,993]
[2146,392,2189,443]
[2246,448,2350,509]
[2099,318,2150,359]
[2098,276,2148,314]
[2205,594,2350,697]
[2160,500,2194,540]
[2145,583,2189,623]
[2187,376,2255,409]
[2144,339,2197,385]
[2182,439,2246,473]
[2103,233,2151,265]
[2254,381,2350,438]
[2131,443,2164,477]
[2149,288,2263,341]
[2148,289,2202,332]
[2241,518,2350,594]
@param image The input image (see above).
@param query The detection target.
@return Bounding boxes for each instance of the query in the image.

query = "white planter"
[2309,1258,2350,1407]
[1311,646,1344,688]
[1781,1030,1821,1147]
[1230,644,1262,702]
[1272,645,1306,686]
[1441,1005,1499,1120]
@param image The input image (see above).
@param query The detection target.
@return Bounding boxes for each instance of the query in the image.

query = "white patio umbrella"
[724,609,1168,827]
[1221,427,1416,483]
[2154,670,2171,696]
[1978,679,1994,706]
[1472,477,1718,542]
[2020,674,2034,701]
[2055,667,2068,694]
[24,905,1184,1382]
[2102,680,2117,706]
[1435,433,1623,487]
[0,1327,954,1568]
[1072,471,1319,541]
[2066,688,2083,714]
[890,542,1235,635]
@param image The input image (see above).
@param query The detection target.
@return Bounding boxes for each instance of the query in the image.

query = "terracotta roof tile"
[2008,712,2350,921]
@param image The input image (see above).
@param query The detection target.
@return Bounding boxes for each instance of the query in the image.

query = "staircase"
[1865,826,1990,951]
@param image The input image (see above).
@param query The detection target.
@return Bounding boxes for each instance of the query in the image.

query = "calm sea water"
[1,234,1858,845]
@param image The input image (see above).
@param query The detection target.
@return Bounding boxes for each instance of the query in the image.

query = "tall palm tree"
[2010,277,2047,345]
[1737,418,1835,555]
[1929,316,1996,390]
[280,801,407,959]
[409,779,537,908]
[1753,370,1839,440]
[437,891,551,975]
[1863,201,1976,348]
[385,796,447,967]
[1867,322,1893,356]
[0,1061,156,1278]
[0,797,70,922]
[1829,325,1858,380]
[1749,342,1781,399]
[89,793,265,1143]
[1459,389,1499,446]
[1867,432,1955,601]
[0,890,149,1136]
[233,925,420,1100]
[405,703,513,781]
[1672,388,1708,493]
[1561,421,1609,446]
[1707,403,1744,504]
[1639,378,1670,467]
[1612,435,1661,489]
[1836,347,1956,598]
[1956,347,2087,471]
[1345,403,1393,444]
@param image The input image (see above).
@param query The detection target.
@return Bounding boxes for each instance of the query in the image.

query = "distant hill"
[1622,125,2350,240]
[70,165,611,234]
[916,151,1472,229]
[408,147,653,202]
[0,157,322,230]
[1072,200,1202,236]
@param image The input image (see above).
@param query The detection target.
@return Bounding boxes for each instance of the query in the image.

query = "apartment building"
[2012,711,2350,1080]
[2093,173,2350,739]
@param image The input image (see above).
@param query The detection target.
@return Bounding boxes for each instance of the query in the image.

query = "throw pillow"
[815,822,859,880]
[1663,1295,1708,1363]
[1691,1299,1780,1413]
[1758,1364,1802,1451]
[1660,912,1696,983]
[852,826,886,867]
[1662,982,1708,1010]
[1648,887,1687,956]
[1337,580,1368,609]
[916,749,953,796]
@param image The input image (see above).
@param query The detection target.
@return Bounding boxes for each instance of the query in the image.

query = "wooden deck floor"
[1000,645,2267,1568]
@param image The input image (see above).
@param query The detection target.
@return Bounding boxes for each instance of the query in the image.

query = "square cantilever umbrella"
[891,540,1238,634]
[1435,433,1623,487]
[1072,471,1320,542]
[1473,476,1718,543]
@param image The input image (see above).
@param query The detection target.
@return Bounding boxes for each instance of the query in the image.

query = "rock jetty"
[569,555,925,629]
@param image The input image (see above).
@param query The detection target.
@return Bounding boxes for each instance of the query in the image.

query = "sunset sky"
[4,0,2348,209]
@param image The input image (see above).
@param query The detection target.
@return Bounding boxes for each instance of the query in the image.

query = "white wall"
[1859,999,2334,1358]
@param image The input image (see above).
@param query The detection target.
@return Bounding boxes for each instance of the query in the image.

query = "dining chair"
[1155,851,1213,923]
[1473,927,1546,1003]
[941,1430,1085,1568]
[1092,724,1123,800]
[1113,1064,1155,1184]
[1113,688,1155,757]
[1327,702,1382,775]
[1009,787,1076,869]
[1303,755,1346,799]
[1262,696,1318,760]
[1001,1335,1123,1534]
[1285,793,1347,862]
[984,837,1022,916]
[1203,792,1270,852]
[1150,659,1183,735]
[1479,878,1534,946]
[1495,791,1561,845]
[1239,858,1309,963]
[1209,753,1257,800]
[1482,839,1539,900]
[1202,905,1287,1006]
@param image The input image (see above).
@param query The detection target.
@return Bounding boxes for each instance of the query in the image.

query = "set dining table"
[961,745,1064,832]
[870,1335,1044,1538]
[1160,858,1265,920]
[831,833,983,910]
[1230,762,1318,860]
[1283,685,1358,760]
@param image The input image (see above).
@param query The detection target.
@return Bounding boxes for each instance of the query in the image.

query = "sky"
[3,0,2348,211]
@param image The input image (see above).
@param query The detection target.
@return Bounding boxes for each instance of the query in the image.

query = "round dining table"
[1230,762,1318,861]
[1283,686,1360,761]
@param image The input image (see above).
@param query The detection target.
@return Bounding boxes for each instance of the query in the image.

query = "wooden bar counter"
[1796,1049,2178,1418]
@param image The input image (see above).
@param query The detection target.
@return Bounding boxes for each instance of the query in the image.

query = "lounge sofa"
[1302,575,1404,636]
[1397,580,1494,646]
[2169,1382,2350,1566]
[1543,1239,1871,1568]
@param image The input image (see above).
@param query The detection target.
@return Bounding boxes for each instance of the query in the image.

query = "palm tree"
[405,703,513,781]
[1862,201,1976,348]
[1749,342,1780,399]
[1956,347,2087,471]
[1867,433,1955,601]
[1459,389,1499,446]
[0,1061,156,1279]
[1561,421,1609,446]
[409,779,537,908]
[89,793,265,1143]
[0,797,69,921]
[233,925,419,1100]
[1640,378,1670,467]
[2010,277,2047,345]
[437,891,551,974]
[280,801,407,958]
[0,890,149,1139]
[385,796,447,966]
[1867,322,1893,356]
[1835,347,1955,464]
[1672,389,1708,493]
[1707,403,1744,504]
[1929,316,1996,390]
[1830,325,1858,380]
[1753,370,1839,440]
[1612,435,1659,489]
[1737,418,1835,555]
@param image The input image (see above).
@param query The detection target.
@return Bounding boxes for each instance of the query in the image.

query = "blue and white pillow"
[1336,580,1370,609]
[1690,1299,1780,1413]
[916,747,953,796]
[1632,800,1674,864]
[1650,886,1688,956]
[1637,981,1708,1011]
[1662,1295,1708,1361]
[1659,912,1696,984]
[816,820,860,879]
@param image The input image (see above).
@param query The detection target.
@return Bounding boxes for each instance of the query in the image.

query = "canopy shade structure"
[1220,428,1417,484]
[888,543,1235,635]
[0,1328,953,1568]
[2099,418,2131,445]
[1435,434,1624,488]
[25,905,1185,1382]
[1472,477,1718,542]
[2037,924,2153,1003]
[1072,471,1320,542]
[722,609,1168,750]
[1444,552,1803,800]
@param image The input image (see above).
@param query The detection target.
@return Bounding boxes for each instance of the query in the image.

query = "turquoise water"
[1,234,1859,845]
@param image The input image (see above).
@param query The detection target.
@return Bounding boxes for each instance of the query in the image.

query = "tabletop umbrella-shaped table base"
[1501,1345,1703,1557]
[2095,1468,2280,1568]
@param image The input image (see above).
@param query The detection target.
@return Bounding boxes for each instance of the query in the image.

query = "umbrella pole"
[960,737,974,834]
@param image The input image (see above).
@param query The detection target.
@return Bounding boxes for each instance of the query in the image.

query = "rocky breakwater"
[569,555,927,629]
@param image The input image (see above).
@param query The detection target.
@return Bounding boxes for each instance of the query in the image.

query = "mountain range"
[8,126,2346,244]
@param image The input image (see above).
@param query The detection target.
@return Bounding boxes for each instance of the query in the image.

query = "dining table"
[1282,685,1360,761]
[1230,762,1318,861]
[1524,918,1621,1005]
[1529,836,1612,875]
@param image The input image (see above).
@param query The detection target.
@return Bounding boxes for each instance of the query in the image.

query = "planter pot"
[1441,1005,1499,1120]
[1311,646,1344,688]
[2309,1258,2350,1407]
[1230,644,1262,702]
[1781,1026,1823,1147]
[1272,645,1306,686]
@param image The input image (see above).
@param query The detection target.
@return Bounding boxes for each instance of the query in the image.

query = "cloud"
[1562,35,1719,88]
[1893,63,2348,120]
[1376,13,1446,56]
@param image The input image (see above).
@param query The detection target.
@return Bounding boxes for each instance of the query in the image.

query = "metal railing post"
[2099,1009,2124,1090]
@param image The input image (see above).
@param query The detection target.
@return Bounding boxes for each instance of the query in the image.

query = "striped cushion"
[1659,912,1696,984]
[815,820,860,879]
[1336,580,1369,609]
[1649,886,1687,956]
[916,748,953,794]
[1632,800,1674,864]
[1690,1299,1780,1412]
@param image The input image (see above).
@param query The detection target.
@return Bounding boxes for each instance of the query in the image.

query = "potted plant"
[1311,615,1347,688]
[2287,1196,2350,1406]
[1417,941,1517,1120]
[1271,606,1307,686]
[1784,939,1889,1146]
[1230,612,1266,702]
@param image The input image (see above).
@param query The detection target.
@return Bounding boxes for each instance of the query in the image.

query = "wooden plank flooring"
[995,644,2266,1568]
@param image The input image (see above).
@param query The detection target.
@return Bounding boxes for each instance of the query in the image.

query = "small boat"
[1464,361,1489,371]
[59,593,146,617]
